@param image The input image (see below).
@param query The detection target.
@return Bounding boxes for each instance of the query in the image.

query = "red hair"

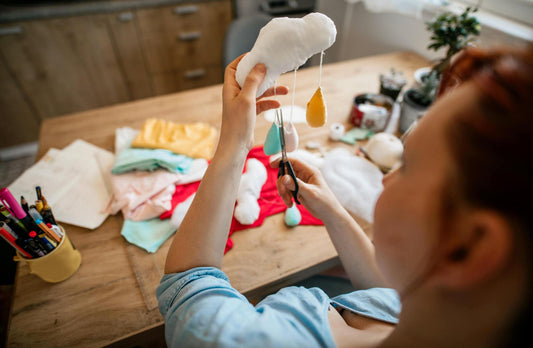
[439,45,533,347]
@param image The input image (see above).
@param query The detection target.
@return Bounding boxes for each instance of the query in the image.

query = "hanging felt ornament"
[284,204,302,227]
[284,121,299,152]
[306,87,327,127]
[263,122,282,155]
[235,13,337,97]
[306,51,327,127]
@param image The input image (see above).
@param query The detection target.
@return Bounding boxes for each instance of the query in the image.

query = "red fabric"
[159,181,201,220]
[160,146,323,253]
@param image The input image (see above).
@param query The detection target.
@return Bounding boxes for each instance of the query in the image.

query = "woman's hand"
[271,157,342,222]
[220,54,289,153]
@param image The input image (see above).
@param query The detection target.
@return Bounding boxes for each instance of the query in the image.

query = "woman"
[158,46,532,347]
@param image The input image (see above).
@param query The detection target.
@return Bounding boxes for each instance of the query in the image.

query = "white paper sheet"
[8,139,115,230]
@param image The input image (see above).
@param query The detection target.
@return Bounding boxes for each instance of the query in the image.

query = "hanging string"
[274,78,280,127]
[318,51,325,87]
[290,68,298,124]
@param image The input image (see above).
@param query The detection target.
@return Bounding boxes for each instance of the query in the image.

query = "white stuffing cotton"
[236,12,337,97]
[320,148,383,223]
[170,193,196,228]
[234,158,268,225]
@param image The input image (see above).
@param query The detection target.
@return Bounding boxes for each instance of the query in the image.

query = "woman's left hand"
[221,54,289,152]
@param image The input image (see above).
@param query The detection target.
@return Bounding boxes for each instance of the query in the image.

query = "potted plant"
[400,6,481,133]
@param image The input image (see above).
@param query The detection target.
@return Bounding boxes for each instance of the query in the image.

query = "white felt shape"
[234,158,268,225]
[320,148,383,223]
[236,12,337,97]
[170,193,196,228]
[284,122,299,152]
[365,132,404,170]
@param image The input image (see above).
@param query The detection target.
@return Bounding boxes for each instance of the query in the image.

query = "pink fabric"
[160,146,323,253]
[106,170,182,221]
[106,159,207,221]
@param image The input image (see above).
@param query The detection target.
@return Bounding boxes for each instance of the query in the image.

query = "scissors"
[276,108,300,205]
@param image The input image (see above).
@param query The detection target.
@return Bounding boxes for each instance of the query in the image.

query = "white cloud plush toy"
[235,12,337,97]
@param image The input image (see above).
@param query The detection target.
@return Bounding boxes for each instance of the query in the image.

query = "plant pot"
[399,89,429,134]
[414,67,432,86]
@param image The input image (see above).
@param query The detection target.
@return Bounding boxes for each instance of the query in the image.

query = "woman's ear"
[432,210,514,290]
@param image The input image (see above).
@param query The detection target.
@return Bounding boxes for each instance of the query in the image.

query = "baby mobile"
[235,12,337,226]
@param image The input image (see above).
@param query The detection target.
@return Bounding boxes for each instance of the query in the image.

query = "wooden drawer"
[151,65,223,95]
[0,15,129,120]
[137,0,232,73]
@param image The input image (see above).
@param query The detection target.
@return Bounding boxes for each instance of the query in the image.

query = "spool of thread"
[329,123,345,141]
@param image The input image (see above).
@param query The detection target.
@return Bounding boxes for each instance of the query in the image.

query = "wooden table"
[7,51,428,347]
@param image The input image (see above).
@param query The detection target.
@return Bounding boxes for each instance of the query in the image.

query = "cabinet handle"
[118,12,134,22]
[178,31,202,41]
[184,69,206,79]
[0,26,23,36]
[173,5,198,15]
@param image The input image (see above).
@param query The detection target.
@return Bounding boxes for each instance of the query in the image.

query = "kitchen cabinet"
[0,15,130,121]
[0,54,40,148]
[0,0,233,149]
[136,1,232,94]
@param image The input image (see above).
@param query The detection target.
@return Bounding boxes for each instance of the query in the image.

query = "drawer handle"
[0,26,23,36]
[173,5,199,15]
[178,31,202,41]
[118,12,134,22]
[184,69,206,79]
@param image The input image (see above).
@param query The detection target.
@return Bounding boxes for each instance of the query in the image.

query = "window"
[457,0,533,25]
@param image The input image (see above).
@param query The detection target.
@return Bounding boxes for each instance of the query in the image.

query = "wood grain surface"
[8,52,428,347]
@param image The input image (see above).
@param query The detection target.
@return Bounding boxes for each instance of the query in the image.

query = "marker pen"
[27,231,47,257]
[46,223,63,239]
[20,196,29,213]
[35,200,44,213]
[0,188,51,243]
[35,219,61,243]
[0,222,33,258]
[28,207,43,222]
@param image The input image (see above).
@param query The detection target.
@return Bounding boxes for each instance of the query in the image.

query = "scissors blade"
[278,108,287,161]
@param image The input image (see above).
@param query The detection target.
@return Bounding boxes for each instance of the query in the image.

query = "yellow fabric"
[131,119,218,159]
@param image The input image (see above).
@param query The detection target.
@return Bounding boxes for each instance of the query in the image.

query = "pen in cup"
[0,221,33,258]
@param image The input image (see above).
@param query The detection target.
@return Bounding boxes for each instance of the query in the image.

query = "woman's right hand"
[271,157,342,221]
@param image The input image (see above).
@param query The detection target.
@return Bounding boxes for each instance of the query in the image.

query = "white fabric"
[270,148,382,222]
[236,13,336,97]
[234,159,268,225]
[320,148,383,223]
[114,127,139,154]
[364,133,403,171]
[170,193,196,228]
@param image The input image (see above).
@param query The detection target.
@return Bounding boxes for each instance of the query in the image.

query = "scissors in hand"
[276,108,300,205]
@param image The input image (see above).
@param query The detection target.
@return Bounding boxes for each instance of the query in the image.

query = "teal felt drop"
[284,205,302,227]
[264,122,282,155]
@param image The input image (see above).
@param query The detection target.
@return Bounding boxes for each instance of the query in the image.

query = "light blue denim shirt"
[157,267,401,348]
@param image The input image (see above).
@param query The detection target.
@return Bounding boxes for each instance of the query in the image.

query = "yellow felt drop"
[306,87,327,127]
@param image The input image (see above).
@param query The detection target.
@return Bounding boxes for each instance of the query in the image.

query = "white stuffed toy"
[234,158,268,225]
[235,12,337,97]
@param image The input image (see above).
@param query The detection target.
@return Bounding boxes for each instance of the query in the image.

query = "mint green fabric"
[111,148,193,174]
[340,128,374,145]
[121,218,176,253]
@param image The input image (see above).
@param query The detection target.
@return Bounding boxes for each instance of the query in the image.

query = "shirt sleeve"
[156,267,336,348]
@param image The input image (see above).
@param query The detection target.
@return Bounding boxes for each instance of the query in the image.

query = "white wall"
[235,0,263,17]
[315,0,532,65]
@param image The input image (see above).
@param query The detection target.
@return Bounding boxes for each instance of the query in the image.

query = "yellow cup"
[15,227,82,283]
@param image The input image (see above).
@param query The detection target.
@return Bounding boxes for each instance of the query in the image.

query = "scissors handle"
[278,160,301,205]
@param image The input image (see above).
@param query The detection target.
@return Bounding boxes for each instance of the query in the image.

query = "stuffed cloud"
[236,13,337,97]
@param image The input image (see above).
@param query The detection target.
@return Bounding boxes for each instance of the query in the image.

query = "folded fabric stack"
[106,121,213,253]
